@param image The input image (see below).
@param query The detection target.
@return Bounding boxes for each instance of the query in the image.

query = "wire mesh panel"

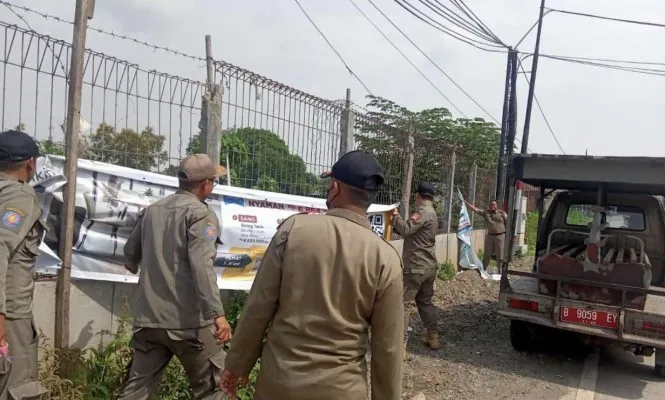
[213,61,343,198]
[0,23,203,173]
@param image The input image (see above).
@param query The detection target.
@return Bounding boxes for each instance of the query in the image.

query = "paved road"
[558,346,665,400]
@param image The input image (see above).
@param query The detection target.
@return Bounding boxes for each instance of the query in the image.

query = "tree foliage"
[355,95,499,204]
[186,127,326,197]
[87,123,167,171]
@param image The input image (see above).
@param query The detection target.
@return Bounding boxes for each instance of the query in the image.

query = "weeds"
[436,261,457,281]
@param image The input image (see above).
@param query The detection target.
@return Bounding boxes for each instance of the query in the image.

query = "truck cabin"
[510,154,665,310]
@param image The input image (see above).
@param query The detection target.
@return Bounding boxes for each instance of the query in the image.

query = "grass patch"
[40,294,261,400]
[437,261,457,281]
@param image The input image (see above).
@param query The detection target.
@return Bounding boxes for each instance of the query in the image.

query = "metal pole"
[399,125,414,217]
[339,88,354,158]
[496,48,512,201]
[445,148,457,233]
[205,35,214,87]
[503,50,519,210]
[55,0,93,350]
[469,162,477,226]
[520,0,546,154]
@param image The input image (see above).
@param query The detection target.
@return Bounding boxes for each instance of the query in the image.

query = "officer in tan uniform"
[119,154,232,400]
[464,199,507,272]
[392,182,439,355]
[0,130,47,399]
[219,150,404,400]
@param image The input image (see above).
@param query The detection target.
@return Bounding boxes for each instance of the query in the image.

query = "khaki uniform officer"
[392,182,439,355]
[119,154,232,400]
[464,199,507,272]
[0,130,47,400]
[219,150,404,400]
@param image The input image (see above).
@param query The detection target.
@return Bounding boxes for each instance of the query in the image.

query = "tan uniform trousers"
[483,232,505,269]
[118,325,226,400]
[403,268,438,340]
[0,319,46,400]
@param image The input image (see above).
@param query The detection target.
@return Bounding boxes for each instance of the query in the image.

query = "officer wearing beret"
[392,182,440,357]
[0,130,47,398]
[119,154,232,400]
[219,150,404,400]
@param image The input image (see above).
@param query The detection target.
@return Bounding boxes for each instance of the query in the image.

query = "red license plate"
[560,306,619,329]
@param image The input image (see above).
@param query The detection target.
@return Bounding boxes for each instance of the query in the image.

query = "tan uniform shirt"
[225,208,404,400]
[481,209,507,234]
[392,204,438,271]
[0,173,44,319]
[124,190,224,329]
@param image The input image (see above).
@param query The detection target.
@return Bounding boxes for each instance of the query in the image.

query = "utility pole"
[495,47,513,202]
[200,35,222,167]
[520,0,546,154]
[55,0,94,350]
[339,88,355,158]
[469,162,477,226]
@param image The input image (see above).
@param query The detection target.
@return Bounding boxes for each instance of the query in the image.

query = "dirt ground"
[401,257,587,400]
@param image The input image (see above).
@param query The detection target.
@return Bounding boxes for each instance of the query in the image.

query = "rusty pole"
[55,0,93,350]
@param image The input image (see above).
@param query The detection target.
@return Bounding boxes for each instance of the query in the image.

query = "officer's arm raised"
[123,210,144,274]
[187,211,225,321]
[0,193,39,315]
[391,209,426,237]
[370,262,404,400]
[224,216,294,378]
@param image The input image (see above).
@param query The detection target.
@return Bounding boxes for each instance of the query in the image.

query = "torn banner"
[456,190,498,280]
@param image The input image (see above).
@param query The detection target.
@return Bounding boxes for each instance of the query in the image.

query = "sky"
[3,0,665,159]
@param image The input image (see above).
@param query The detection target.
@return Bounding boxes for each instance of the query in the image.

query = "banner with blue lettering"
[456,189,499,280]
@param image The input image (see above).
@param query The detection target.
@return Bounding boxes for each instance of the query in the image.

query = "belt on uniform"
[488,232,505,236]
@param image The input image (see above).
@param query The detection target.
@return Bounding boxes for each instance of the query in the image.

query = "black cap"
[416,182,436,197]
[0,130,39,161]
[320,150,385,191]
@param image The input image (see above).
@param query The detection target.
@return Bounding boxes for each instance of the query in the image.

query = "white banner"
[32,156,397,290]
[456,189,499,281]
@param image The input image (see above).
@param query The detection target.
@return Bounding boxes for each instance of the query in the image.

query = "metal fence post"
[469,162,477,226]
[443,148,457,233]
[55,0,93,350]
[399,125,415,217]
[339,88,354,158]
[200,35,222,167]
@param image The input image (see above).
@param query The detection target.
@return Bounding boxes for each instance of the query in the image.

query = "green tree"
[186,128,326,197]
[87,123,167,172]
[355,95,500,204]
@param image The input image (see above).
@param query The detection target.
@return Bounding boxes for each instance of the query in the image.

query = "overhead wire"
[537,54,665,77]
[292,0,374,95]
[517,59,565,154]
[546,8,665,29]
[449,0,504,45]
[393,0,507,52]
[416,0,499,43]
[364,0,504,126]
[346,0,465,116]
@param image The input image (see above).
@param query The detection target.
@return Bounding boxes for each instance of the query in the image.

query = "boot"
[425,331,440,350]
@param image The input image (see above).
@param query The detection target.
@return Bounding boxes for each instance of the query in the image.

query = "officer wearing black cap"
[0,130,47,398]
[392,182,439,356]
[220,150,404,400]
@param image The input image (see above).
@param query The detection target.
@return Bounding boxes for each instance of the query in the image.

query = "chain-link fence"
[0,21,498,225]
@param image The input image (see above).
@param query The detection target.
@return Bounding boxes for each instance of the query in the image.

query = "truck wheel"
[510,320,535,352]
[656,365,665,379]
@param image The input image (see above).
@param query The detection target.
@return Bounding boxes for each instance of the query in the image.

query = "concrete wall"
[34,229,487,350]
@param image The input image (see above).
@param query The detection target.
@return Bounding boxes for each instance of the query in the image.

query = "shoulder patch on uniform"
[409,212,421,222]
[204,222,217,241]
[1,207,25,230]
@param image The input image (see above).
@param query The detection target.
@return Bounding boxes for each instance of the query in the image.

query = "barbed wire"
[0,0,206,62]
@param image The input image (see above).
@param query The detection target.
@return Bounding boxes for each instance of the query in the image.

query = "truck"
[497,154,665,376]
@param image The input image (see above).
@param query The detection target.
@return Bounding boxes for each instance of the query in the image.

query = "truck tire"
[656,364,665,379]
[510,320,535,352]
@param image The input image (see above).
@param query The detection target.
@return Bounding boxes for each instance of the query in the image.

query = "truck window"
[565,204,646,231]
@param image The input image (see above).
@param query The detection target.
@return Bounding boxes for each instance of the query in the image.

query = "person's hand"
[214,316,232,345]
[391,208,399,217]
[219,368,248,397]
[0,314,7,357]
